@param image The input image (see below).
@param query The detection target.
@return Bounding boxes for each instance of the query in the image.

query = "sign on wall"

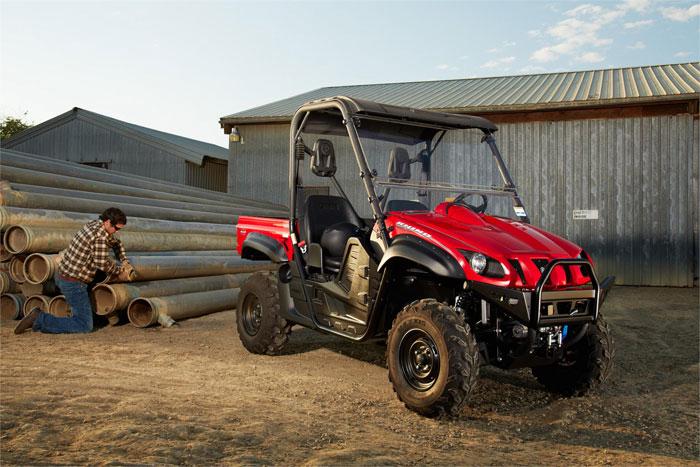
[572,209,599,220]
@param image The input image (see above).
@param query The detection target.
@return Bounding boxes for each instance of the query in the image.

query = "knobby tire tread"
[387,299,479,418]
[237,271,292,356]
[532,315,615,396]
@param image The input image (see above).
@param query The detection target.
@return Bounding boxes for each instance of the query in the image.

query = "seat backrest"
[302,195,362,244]
[385,199,429,212]
[387,147,411,181]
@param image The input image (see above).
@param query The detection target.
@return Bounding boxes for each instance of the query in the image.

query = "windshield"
[295,111,527,222]
[357,123,524,221]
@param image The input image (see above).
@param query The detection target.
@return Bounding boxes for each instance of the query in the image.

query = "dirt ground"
[0,286,698,465]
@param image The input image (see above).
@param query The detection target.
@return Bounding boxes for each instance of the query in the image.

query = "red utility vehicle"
[236,96,615,417]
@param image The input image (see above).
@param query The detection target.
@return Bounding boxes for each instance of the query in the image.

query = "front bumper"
[470,259,615,327]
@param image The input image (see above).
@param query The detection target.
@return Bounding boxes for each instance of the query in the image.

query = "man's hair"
[99,207,127,226]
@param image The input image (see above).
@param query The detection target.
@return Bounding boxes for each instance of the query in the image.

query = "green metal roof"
[221,62,700,125]
[4,108,229,165]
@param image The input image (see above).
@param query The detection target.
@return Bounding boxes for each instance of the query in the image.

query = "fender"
[378,235,465,279]
[240,232,287,263]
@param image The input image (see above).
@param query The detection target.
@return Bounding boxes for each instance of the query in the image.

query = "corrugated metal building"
[1,108,229,192]
[220,63,700,287]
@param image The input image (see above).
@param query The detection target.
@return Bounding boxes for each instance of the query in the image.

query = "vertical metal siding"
[228,115,698,286]
[228,124,291,206]
[186,159,227,192]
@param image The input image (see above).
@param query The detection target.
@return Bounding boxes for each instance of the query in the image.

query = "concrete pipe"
[23,253,61,284]
[0,149,286,211]
[10,183,283,218]
[4,225,236,254]
[107,255,274,283]
[24,252,236,285]
[4,226,77,255]
[128,288,240,328]
[0,187,237,224]
[23,294,51,316]
[0,271,20,294]
[1,293,25,320]
[0,207,238,236]
[48,295,71,317]
[113,230,238,253]
[0,165,238,208]
[125,250,237,257]
[8,256,26,283]
[92,273,250,315]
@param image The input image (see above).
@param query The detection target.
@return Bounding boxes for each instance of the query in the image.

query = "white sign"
[573,209,599,220]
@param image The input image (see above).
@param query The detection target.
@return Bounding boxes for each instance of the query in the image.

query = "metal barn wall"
[228,124,291,205]
[8,119,227,191]
[186,158,227,192]
[228,115,698,287]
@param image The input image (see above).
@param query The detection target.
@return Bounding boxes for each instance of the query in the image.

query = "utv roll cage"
[288,96,529,253]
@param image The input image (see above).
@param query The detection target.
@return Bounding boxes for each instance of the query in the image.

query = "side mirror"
[311,139,337,177]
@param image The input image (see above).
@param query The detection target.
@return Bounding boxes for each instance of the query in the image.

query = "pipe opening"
[24,295,49,315]
[48,296,71,317]
[93,286,117,315]
[0,294,22,320]
[8,257,26,283]
[24,255,51,284]
[5,226,29,254]
[128,299,156,328]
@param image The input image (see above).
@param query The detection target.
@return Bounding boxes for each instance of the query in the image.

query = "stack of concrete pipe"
[0,148,284,327]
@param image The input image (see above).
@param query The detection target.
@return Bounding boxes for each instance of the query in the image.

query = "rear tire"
[387,299,479,417]
[532,315,615,396]
[236,272,292,355]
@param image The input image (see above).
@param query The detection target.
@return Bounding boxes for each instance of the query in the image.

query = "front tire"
[236,272,292,355]
[532,315,615,396]
[387,299,479,417]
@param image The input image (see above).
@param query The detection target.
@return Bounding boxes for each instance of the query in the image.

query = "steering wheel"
[452,192,488,214]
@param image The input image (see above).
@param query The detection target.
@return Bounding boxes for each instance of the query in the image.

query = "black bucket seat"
[302,195,362,273]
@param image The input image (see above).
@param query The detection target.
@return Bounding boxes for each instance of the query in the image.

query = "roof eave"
[220,93,700,128]
[440,93,700,114]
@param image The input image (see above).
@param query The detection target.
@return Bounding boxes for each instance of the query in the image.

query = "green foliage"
[0,113,33,140]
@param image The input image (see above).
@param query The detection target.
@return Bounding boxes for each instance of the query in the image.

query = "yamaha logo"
[396,221,432,239]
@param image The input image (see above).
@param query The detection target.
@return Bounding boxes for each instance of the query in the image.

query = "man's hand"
[119,260,137,282]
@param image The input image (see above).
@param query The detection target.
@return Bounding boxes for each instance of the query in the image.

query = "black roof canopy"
[298,96,497,145]
[338,96,498,131]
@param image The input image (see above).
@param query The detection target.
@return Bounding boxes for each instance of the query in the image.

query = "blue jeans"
[33,276,93,333]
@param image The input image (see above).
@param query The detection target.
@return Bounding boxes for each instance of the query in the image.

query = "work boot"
[14,308,40,335]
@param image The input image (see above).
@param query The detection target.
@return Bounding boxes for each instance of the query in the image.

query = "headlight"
[469,253,487,274]
[459,250,505,277]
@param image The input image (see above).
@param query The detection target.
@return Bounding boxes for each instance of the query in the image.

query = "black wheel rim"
[241,294,263,336]
[398,328,440,391]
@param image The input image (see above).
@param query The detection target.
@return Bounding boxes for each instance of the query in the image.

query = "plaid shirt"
[59,220,127,283]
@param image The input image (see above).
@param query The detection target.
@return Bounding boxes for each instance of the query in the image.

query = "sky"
[1,0,698,146]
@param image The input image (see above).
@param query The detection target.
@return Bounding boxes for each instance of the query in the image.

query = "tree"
[0,113,33,140]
